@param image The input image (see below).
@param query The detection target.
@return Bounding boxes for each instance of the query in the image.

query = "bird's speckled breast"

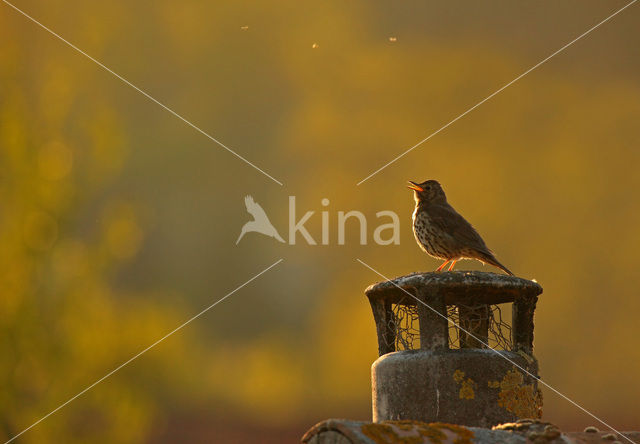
[412,205,451,259]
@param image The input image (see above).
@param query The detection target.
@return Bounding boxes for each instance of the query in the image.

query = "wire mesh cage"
[389,298,421,351]
[446,303,512,350]
[386,298,513,351]
[366,272,541,356]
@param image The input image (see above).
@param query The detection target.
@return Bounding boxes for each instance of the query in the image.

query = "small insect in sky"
[312,43,319,49]
[389,37,397,42]
[240,26,249,31]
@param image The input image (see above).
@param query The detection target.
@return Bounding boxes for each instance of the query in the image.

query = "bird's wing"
[427,203,491,253]
[244,195,270,221]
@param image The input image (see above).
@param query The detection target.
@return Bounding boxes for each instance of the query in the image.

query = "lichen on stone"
[361,423,406,443]
[488,367,542,419]
[360,420,474,444]
[453,370,476,400]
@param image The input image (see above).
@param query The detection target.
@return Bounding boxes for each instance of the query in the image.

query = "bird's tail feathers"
[478,251,514,276]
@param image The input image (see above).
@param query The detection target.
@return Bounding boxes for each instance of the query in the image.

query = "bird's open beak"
[407,181,423,192]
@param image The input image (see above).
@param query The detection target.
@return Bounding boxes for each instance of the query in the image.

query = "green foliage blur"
[1,1,639,442]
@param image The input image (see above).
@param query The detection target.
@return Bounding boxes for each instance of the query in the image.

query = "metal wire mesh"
[447,303,512,350]
[388,297,421,351]
[388,299,513,351]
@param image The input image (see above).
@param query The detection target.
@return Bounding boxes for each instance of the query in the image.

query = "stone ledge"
[301,419,639,444]
[365,271,542,306]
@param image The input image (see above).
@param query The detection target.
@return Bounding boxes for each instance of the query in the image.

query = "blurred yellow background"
[1,0,639,442]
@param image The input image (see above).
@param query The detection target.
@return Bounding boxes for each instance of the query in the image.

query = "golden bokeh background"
[1,1,639,442]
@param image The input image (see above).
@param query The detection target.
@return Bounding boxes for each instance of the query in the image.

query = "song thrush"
[408,180,513,275]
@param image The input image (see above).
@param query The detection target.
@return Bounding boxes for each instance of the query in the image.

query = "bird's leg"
[447,259,458,271]
[436,260,450,272]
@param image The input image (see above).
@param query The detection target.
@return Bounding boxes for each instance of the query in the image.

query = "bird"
[408,180,513,275]
[236,195,285,245]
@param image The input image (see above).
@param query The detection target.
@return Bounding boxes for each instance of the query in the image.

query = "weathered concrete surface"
[301,419,640,444]
[365,271,542,307]
[372,349,541,427]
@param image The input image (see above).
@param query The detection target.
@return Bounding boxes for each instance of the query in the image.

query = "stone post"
[366,271,543,428]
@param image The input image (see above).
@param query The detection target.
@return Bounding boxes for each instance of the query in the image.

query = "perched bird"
[236,195,285,245]
[408,180,513,275]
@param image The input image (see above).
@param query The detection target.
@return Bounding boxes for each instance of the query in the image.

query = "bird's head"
[407,179,446,204]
